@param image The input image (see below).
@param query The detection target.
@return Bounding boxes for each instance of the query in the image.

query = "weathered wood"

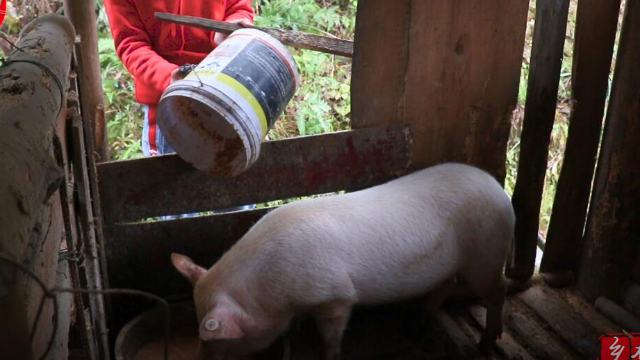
[155,12,353,58]
[540,270,574,289]
[468,305,534,360]
[578,0,640,301]
[73,39,111,310]
[595,297,640,332]
[0,15,74,360]
[434,311,484,359]
[70,117,110,360]
[624,284,640,318]
[507,0,571,280]
[105,209,270,296]
[518,284,601,358]
[64,78,100,360]
[541,0,622,276]
[561,288,619,335]
[98,124,412,225]
[402,0,529,179]
[63,0,108,161]
[351,0,410,129]
[503,301,578,360]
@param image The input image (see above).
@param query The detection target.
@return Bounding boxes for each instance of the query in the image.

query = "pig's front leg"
[313,299,355,360]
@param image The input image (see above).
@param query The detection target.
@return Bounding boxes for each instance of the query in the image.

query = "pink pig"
[172,163,515,360]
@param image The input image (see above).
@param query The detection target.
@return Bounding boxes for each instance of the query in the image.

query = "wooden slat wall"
[506,0,571,280]
[578,0,640,301]
[541,0,622,277]
[98,125,412,224]
[351,0,411,129]
[403,0,529,180]
[352,0,528,181]
[105,209,270,297]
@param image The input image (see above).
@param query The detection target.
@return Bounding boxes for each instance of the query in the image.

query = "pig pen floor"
[125,278,624,360]
[275,277,621,360]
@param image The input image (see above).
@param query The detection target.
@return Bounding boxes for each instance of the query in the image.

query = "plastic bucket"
[157,29,300,176]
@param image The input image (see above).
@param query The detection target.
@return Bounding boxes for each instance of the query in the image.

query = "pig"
[172,162,515,360]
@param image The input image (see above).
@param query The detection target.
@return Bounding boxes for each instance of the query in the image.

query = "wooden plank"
[561,288,619,335]
[105,209,270,296]
[468,305,534,360]
[403,0,529,180]
[503,301,578,360]
[154,12,353,58]
[518,284,601,358]
[578,0,640,301]
[434,311,485,359]
[541,0,622,276]
[624,284,640,319]
[350,0,411,129]
[506,0,571,280]
[595,297,640,332]
[64,0,108,161]
[70,117,110,360]
[98,125,412,225]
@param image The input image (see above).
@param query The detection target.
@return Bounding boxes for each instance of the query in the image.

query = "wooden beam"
[595,297,640,332]
[624,284,640,318]
[63,0,108,161]
[506,0,571,280]
[541,0,622,277]
[105,208,270,331]
[467,305,535,360]
[518,284,601,358]
[155,12,353,58]
[503,301,578,359]
[350,0,411,129]
[404,0,529,179]
[98,125,412,225]
[578,0,640,301]
[0,15,75,360]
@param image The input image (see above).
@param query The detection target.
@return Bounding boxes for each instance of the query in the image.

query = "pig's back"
[241,163,514,305]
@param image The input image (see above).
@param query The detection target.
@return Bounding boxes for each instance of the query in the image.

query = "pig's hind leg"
[475,275,506,355]
[312,299,355,360]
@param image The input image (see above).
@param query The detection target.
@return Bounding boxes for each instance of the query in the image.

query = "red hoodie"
[104,0,254,106]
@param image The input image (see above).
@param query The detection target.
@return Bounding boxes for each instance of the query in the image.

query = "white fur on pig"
[172,163,515,360]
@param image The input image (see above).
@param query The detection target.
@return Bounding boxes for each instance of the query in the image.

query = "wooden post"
[63,0,109,162]
[506,0,571,280]
[578,0,640,301]
[351,0,411,129]
[351,0,529,181]
[540,0,622,278]
[0,14,75,360]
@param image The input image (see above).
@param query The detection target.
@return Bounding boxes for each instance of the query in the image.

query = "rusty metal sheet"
[98,124,412,225]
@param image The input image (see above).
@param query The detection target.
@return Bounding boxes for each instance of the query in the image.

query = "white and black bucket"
[157,28,300,176]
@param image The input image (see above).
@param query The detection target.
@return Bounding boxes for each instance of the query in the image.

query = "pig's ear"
[171,253,206,286]
[199,310,245,341]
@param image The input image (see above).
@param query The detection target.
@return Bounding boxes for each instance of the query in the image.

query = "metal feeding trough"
[115,302,198,360]
[114,302,288,360]
[114,299,460,360]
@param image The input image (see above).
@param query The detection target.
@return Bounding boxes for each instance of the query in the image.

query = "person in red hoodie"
[104,0,254,156]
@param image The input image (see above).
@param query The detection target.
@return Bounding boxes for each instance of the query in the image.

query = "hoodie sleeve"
[103,0,178,97]
[224,0,255,23]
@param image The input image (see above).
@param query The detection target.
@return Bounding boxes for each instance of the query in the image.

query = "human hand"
[214,18,253,45]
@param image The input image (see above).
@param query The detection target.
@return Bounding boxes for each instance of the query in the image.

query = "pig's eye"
[205,319,219,331]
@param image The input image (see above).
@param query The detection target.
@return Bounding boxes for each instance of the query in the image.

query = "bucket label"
[220,38,296,130]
